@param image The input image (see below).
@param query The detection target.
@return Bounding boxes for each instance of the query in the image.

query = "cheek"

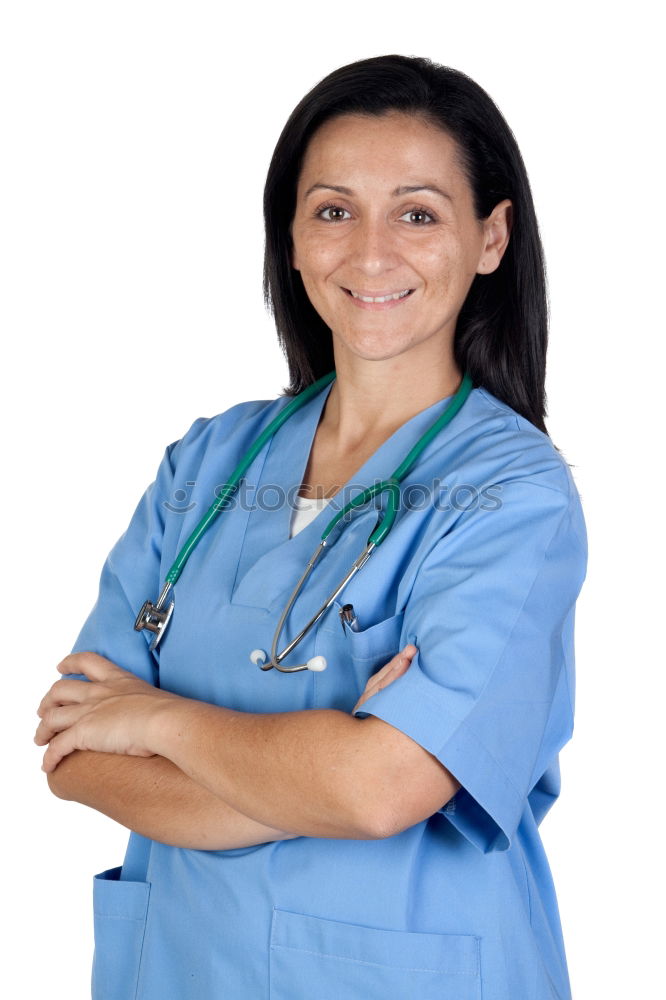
[294,240,330,277]
[420,238,476,292]
[299,220,355,270]
[295,261,342,326]
[406,230,460,272]
[292,221,340,272]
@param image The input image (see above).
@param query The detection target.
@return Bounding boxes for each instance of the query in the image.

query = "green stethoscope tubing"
[165,371,337,587]
[320,369,473,548]
[168,368,472,581]
[135,369,473,657]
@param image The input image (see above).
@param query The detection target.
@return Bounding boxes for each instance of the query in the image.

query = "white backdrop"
[2,1,662,995]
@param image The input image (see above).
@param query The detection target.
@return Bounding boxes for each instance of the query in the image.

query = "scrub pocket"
[334,605,406,693]
[269,908,481,1000]
[92,867,150,1000]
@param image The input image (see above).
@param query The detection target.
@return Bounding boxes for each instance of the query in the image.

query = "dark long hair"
[263,54,550,435]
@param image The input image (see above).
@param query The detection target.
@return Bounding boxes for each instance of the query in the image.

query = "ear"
[476,199,512,275]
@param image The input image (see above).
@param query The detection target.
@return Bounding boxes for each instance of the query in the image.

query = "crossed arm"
[37,650,460,850]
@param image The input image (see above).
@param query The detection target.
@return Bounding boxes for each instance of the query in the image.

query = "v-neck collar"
[287,380,462,534]
[232,379,463,597]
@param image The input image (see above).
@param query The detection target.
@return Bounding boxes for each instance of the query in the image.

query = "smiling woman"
[38,54,587,1000]
[290,113,511,399]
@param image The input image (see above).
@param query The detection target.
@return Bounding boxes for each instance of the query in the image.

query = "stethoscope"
[135,370,473,671]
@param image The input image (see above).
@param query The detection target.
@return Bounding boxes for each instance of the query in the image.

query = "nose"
[348,214,400,277]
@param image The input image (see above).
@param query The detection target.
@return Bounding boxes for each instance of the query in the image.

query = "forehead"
[297,111,467,191]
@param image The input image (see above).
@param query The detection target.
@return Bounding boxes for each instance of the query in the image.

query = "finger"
[57,652,125,682]
[363,659,395,687]
[362,645,418,695]
[362,646,412,691]
[42,729,78,773]
[380,644,417,676]
[37,678,95,717]
[399,644,417,661]
[34,703,88,745]
[366,655,409,695]
[353,646,418,712]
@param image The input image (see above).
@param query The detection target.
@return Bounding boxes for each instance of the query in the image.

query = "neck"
[321,353,463,448]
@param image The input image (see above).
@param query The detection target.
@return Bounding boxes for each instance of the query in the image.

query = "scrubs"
[74,382,587,999]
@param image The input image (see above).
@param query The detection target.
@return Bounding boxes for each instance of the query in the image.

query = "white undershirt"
[289,495,332,537]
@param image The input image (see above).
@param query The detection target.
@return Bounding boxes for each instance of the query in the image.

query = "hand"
[352,645,417,714]
[35,652,181,773]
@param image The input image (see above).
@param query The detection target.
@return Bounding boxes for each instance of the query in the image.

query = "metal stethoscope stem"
[250,541,375,672]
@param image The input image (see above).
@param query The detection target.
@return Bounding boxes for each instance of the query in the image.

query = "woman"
[36,55,587,999]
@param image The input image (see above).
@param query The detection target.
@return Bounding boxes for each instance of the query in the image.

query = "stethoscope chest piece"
[134,589,175,651]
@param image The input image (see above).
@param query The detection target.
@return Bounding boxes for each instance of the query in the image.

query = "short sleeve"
[353,472,588,853]
[70,438,181,685]
[68,401,272,685]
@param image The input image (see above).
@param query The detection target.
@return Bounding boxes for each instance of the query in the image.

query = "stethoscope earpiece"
[248,649,327,672]
[250,649,269,668]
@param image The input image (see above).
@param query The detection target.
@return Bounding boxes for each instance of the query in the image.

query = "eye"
[315,203,352,222]
[399,208,436,225]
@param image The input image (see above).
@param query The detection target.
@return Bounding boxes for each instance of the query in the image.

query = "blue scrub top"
[74,382,587,1000]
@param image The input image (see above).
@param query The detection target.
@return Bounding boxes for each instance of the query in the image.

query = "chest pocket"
[336,604,405,669]
[313,603,405,712]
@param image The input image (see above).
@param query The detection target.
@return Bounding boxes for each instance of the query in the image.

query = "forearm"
[148,701,450,840]
[47,750,298,850]
[38,648,455,842]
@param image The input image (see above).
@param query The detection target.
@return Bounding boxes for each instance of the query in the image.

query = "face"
[290,112,511,372]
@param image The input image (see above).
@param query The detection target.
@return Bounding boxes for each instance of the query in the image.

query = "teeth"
[349,289,412,303]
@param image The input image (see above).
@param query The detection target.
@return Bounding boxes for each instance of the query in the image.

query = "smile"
[346,288,414,303]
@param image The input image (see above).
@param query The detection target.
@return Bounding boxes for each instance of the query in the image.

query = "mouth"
[345,288,414,303]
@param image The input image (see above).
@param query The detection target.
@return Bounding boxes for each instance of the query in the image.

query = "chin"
[336,335,417,364]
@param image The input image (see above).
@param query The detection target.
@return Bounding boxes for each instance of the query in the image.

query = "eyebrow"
[304,182,453,202]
